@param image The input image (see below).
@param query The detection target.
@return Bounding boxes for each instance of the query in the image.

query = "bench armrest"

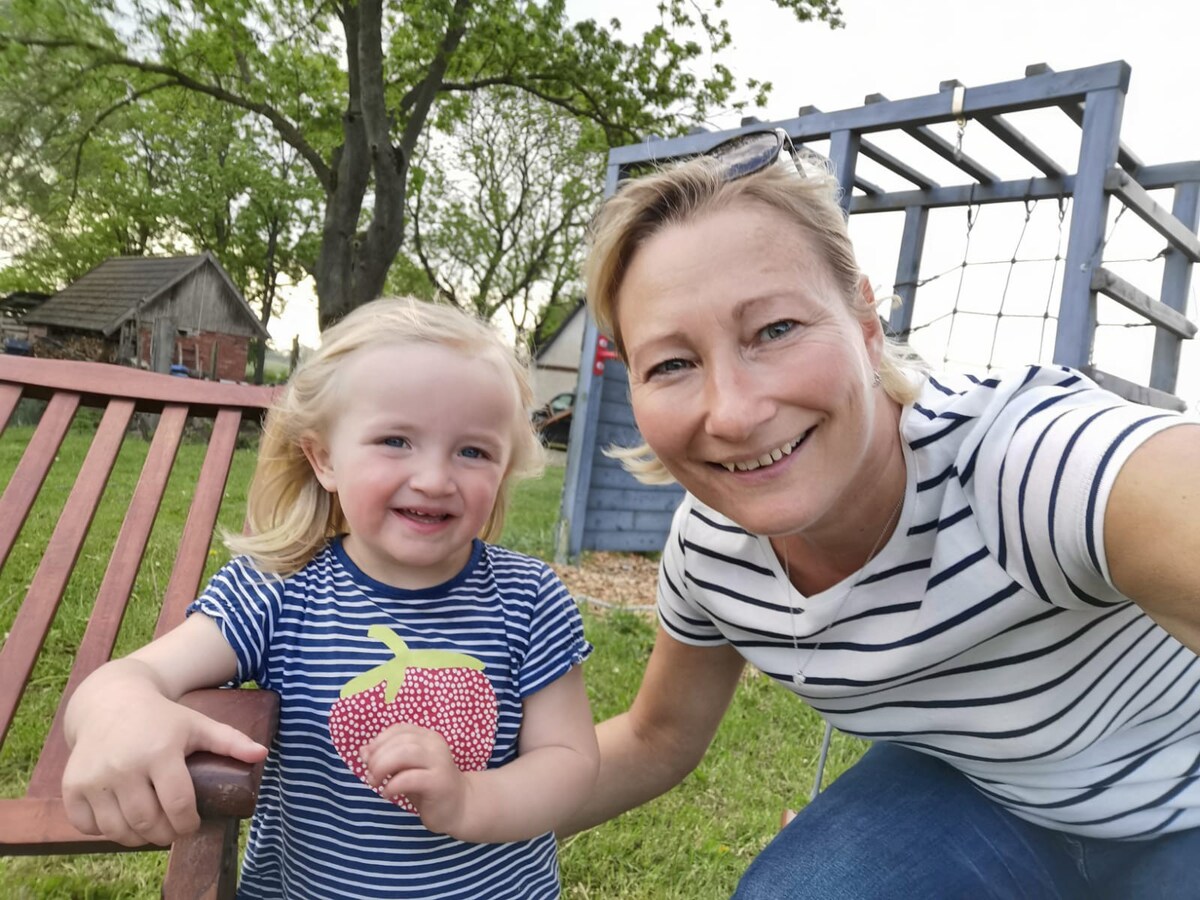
[180,688,279,819]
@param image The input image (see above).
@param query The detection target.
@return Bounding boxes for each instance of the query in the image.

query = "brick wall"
[138,329,252,381]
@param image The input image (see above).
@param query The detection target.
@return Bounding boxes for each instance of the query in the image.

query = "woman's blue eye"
[761,320,796,340]
[648,358,690,377]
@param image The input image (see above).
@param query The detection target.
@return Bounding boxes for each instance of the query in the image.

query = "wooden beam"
[850,174,1075,214]
[939,78,1066,178]
[1080,365,1187,411]
[979,116,1066,178]
[1091,268,1197,339]
[1105,169,1200,262]
[865,93,998,184]
[1132,161,1200,190]
[1025,63,1143,174]
[608,61,1133,168]
[798,105,937,189]
[1055,86,1125,370]
[1152,183,1200,392]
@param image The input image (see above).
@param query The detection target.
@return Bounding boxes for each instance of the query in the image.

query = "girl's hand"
[361,724,472,836]
[62,685,266,847]
[61,613,260,847]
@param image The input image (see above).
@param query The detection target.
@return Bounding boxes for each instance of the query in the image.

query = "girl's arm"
[1105,423,1200,654]
[363,663,599,843]
[62,613,268,847]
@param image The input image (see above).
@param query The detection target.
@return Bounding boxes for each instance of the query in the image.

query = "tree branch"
[0,33,334,191]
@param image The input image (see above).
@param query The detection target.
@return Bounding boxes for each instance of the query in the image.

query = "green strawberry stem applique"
[340,624,485,704]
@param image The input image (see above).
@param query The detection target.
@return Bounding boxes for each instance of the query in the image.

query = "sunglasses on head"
[701,127,828,182]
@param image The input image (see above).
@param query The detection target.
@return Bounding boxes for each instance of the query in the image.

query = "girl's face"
[304,341,516,589]
[616,200,891,539]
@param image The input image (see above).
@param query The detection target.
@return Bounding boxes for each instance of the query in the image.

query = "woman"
[561,130,1200,898]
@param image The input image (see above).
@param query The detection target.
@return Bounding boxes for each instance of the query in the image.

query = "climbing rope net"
[858,195,1198,397]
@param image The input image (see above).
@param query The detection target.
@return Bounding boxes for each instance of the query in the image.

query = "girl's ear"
[857,276,885,370]
[301,435,337,493]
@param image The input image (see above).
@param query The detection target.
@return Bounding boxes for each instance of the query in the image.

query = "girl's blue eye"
[761,320,796,341]
[383,436,409,448]
[460,446,488,460]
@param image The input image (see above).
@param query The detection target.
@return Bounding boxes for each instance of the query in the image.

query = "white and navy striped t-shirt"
[658,366,1200,840]
[189,537,591,899]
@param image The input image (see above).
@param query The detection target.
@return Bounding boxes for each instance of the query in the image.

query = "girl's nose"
[703,360,773,443]
[409,456,454,496]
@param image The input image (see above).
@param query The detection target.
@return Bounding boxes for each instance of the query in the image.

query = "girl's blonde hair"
[226,296,544,575]
[583,153,925,484]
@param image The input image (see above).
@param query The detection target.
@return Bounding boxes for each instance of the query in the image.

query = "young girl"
[61,297,598,899]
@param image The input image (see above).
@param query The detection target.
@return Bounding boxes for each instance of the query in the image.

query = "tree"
[391,88,601,344]
[0,0,843,328]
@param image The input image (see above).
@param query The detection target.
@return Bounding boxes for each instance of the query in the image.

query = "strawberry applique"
[328,624,498,812]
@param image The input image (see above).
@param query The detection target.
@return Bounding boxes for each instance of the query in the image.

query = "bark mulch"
[549,551,659,611]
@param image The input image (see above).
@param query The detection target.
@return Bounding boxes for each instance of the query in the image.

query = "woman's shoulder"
[901,365,1128,440]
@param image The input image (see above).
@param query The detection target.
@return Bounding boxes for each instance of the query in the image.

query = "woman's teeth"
[720,433,806,472]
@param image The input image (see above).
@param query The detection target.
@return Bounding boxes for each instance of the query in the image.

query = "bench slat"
[0,398,134,745]
[27,405,191,795]
[157,408,245,636]
[0,391,79,569]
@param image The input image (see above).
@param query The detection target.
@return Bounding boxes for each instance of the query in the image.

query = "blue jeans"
[733,742,1200,899]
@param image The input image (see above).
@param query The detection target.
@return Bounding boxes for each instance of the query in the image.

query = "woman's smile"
[714,427,814,473]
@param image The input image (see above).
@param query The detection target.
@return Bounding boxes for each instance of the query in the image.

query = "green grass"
[0,427,864,898]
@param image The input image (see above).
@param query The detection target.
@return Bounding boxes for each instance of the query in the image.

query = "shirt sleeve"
[656,497,728,645]
[187,556,283,686]
[966,367,1194,610]
[517,564,592,698]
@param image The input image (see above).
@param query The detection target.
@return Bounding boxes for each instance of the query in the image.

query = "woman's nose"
[703,360,772,442]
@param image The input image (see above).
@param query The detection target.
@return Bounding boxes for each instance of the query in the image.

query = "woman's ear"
[301,435,337,493]
[857,276,886,369]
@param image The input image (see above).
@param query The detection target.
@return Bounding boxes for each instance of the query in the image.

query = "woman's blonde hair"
[226,296,544,575]
[583,153,925,483]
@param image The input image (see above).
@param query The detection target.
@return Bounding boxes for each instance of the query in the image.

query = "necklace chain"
[785,493,905,687]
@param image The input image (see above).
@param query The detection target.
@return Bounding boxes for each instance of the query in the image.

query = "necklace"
[783,493,905,687]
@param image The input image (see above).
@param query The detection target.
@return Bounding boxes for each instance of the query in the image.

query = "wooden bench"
[0,355,282,899]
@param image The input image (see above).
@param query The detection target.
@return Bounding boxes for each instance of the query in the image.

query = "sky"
[270,0,1200,407]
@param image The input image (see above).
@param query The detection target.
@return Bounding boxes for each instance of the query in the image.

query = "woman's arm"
[1105,423,1200,654]
[558,627,746,836]
[364,664,599,843]
[62,613,268,846]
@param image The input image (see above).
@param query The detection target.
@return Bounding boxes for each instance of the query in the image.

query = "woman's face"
[616,200,890,538]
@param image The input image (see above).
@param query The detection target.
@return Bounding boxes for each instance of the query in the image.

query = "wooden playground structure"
[559,60,1200,559]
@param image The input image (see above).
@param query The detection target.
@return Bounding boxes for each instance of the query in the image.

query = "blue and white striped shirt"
[190,537,591,899]
[658,366,1200,839]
